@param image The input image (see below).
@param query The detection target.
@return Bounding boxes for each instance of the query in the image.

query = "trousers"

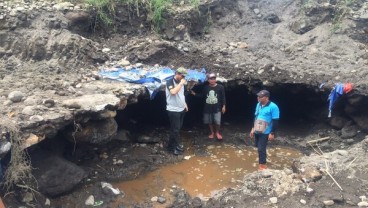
[254,133,269,164]
[167,110,185,150]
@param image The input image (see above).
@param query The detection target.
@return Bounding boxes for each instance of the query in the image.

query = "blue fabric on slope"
[99,67,206,99]
[328,83,344,117]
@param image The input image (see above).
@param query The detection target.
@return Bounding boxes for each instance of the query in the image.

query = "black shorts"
[203,112,221,125]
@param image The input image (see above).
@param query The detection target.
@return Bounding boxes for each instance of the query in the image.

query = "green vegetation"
[300,0,360,33]
[84,0,202,31]
[204,9,212,33]
[149,0,172,29]
[330,0,359,33]
[190,0,200,10]
[85,0,116,30]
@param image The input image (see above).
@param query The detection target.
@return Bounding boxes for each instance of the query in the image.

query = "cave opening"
[115,82,330,137]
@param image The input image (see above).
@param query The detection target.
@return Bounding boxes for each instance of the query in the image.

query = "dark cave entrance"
[115,82,330,136]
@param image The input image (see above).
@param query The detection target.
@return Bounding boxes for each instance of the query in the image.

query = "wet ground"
[113,142,302,207]
[37,120,308,208]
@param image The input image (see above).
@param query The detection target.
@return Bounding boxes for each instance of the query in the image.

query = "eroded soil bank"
[1,0,368,207]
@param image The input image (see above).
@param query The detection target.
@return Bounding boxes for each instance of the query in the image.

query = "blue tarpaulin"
[327,83,344,118]
[99,67,207,99]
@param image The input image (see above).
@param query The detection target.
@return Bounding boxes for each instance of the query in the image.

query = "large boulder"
[329,115,349,129]
[349,114,368,132]
[33,155,86,196]
[341,124,359,139]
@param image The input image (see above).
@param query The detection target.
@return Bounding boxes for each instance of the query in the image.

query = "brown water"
[113,144,302,206]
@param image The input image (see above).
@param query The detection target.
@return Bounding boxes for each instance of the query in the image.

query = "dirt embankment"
[1,0,368,207]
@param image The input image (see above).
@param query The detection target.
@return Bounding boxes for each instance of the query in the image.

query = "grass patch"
[84,0,175,31]
[0,116,33,192]
[83,0,206,31]
[85,0,116,31]
[149,0,172,29]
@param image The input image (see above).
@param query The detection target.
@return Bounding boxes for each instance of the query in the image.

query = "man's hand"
[268,133,275,141]
[222,106,226,114]
[185,104,189,112]
[249,128,254,139]
[180,78,187,85]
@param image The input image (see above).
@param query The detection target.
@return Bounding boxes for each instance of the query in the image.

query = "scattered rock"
[265,14,281,24]
[306,187,314,194]
[22,192,33,203]
[62,101,81,109]
[111,129,130,142]
[53,2,74,11]
[358,201,368,207]
[300,166,322,182]
[22,106,37,115]
[323,200,334,206]
[0,141,11,157]
[43,99,55,108]
[30,115,44,122]
[157,196,166,204]
[290,19,315,34]
[341,125,358,138]
[8,91,24,102]
[329,115,349,129]
[137,135,160,143]
[101,182,121,195]
[191,197,202,207]
[269,197,278,204]
[118,59,130,67]
[45,198,50,206]
[85,195,94,206]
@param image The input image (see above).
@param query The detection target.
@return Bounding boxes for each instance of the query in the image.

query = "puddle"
[113,144,302,207]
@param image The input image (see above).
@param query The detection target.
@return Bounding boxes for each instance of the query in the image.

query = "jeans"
[254,133,269,164]
[167,110,185,150]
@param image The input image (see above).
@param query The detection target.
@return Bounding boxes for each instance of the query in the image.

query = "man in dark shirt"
[192,73,226,140]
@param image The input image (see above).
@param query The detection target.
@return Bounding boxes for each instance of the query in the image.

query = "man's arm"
[221,85,226,113]
[270,119,279,135]
[169,79,186,95]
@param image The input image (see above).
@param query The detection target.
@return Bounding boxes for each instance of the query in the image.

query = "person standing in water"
[249,90,280,170]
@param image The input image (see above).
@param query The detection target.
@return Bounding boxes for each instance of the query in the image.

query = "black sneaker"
[173,149,182,155]
[176,144,184,152]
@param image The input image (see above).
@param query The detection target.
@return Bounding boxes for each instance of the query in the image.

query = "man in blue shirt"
[249,90,280,170]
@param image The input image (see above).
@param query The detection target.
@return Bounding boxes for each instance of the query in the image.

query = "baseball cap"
[257,90,270,97]
[207,73,216,79]
[176,67,188,75]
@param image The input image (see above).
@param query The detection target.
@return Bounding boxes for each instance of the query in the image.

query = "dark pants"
[254,133,269,164]
[167,110,185,150]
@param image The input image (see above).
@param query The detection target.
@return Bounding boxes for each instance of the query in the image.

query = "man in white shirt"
[166,67,188,155]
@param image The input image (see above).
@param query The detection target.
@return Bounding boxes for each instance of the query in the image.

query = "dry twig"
[306,137,330,145]
[347,157,357,168]
[324,160,343,191]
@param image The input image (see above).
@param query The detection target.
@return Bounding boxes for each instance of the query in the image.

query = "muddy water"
[113,144,302,206]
